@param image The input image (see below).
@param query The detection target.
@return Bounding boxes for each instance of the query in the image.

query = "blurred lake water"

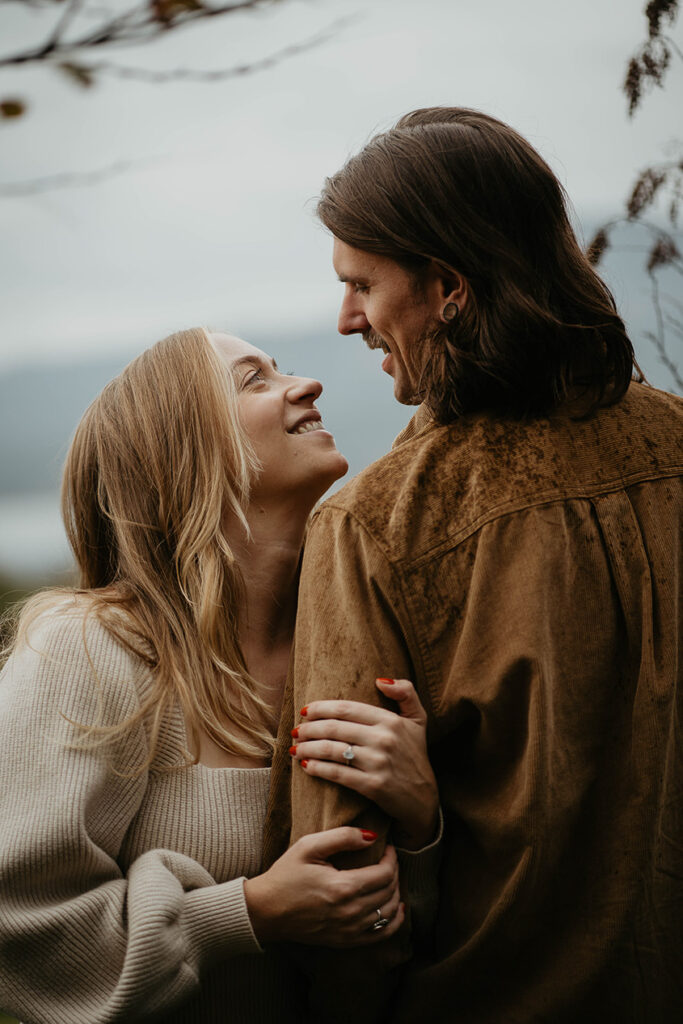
[0,491,72,579]
[1,243,680,592]
[0,327,413,590]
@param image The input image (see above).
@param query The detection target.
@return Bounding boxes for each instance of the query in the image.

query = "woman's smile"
[211,332,348,502]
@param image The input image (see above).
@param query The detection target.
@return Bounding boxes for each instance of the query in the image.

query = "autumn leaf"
[58,62,96,88]
[150,0,204,23]
[0,99,26,119]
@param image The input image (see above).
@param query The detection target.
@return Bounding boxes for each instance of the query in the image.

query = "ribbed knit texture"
[0,603,299,1024]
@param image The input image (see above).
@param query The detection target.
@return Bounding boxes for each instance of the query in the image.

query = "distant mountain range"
[0,329,413,498]
[0,354,135,496]
[1,251,681,500]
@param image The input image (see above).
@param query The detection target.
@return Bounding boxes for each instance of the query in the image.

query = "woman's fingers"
[292,718,382,748]
[291,733,386,772]
[297,678,427,730]
[350,901,406,947]
[296,825,379,862]
[299,697,391,727]
[375,677,427,723]
[296,754,378,798]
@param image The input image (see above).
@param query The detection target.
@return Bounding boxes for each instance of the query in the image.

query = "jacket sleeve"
[264,508,440,1023]
[0,609,261,1024]
[286,507,430,853]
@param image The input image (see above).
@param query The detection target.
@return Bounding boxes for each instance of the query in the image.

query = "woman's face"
[211,333,348,505]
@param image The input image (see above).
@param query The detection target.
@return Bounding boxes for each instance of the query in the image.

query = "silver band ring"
[342,745,355,765]
[372,908,389,932]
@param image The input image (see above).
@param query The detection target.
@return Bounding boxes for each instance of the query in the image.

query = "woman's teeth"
[292,420,324,435]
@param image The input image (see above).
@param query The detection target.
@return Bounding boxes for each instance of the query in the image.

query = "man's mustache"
[362,330,387,352]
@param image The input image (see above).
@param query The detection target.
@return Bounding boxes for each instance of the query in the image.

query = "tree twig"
[87,18,348,82]
[0,155,161,196]
[646,270,683,390]
[45,0,88,50]
[0,0,276,65]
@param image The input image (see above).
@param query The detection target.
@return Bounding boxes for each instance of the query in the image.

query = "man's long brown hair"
[318,107,637,420]
[7,328,275,771]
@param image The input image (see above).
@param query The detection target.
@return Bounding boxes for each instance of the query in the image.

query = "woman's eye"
[354,283,369,294]
[244,368,265,387]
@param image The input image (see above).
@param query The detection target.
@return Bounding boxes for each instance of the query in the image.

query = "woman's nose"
[287,374,323,402]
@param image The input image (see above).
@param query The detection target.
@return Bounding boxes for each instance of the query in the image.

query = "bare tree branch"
[46,0,89,50]
[645,272,683,389]
[86,18,347,83]
[663,32,683,60]
[0,155,161,196]
[0,0,277,66]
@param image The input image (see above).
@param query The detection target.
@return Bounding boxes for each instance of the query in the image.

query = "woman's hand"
[244,827,404,947]
[289,678,439,850]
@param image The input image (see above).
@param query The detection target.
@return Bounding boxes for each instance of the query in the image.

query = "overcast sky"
[1,0,681,372]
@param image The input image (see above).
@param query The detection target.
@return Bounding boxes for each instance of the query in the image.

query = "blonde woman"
[0,329,440,1024]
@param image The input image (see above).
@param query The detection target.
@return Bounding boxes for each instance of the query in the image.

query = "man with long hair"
[264,108,683,1021]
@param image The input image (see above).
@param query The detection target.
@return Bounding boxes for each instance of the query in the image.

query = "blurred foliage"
[623,0,681,113]
[588,0,683,392]
[0,571,37,650]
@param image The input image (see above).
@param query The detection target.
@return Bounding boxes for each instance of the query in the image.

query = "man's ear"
[427,261,470,319]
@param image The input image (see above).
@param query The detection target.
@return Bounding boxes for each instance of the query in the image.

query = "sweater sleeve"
[395,807,443,947]
[0,607,261,1024]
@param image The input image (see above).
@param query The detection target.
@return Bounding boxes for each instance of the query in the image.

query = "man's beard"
[362,323,443,404]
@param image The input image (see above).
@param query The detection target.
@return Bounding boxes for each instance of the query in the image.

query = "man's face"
[332,238,444,405]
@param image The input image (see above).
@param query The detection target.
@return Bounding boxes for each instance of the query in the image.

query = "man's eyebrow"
[336,273,368,284]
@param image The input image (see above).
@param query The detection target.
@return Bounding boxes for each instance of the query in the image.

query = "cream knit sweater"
[0,602,439,1024]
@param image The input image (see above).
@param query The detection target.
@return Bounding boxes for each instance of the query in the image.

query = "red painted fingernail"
[291,727,299,738]
[300,706,309,717]
[288,745,297,756]
[360,829,378,841]
[300,759,309,768]
[376,677,395,684]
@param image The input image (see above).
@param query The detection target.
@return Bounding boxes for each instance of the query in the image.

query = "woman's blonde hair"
[8,327,274,770]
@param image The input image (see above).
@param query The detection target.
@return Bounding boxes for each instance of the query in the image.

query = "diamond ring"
[342,745,355,765]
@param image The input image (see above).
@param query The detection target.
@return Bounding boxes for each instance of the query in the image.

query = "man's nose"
[337,294,370,336]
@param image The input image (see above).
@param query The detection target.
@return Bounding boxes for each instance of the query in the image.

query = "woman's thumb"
[298,825,378,862]
[375,677,426,721]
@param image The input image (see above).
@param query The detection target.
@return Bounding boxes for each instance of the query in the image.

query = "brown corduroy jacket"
[263,381,683,1023]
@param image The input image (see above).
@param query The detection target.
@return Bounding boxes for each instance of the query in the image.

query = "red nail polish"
[377,677,395,684]
[361,829,378,841]
[289,745,297,756]
[300,706,308,717]
[291,727,299,738]
[300,759,309,768]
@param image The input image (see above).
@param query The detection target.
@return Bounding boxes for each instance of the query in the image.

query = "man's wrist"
[392,807,439,851]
